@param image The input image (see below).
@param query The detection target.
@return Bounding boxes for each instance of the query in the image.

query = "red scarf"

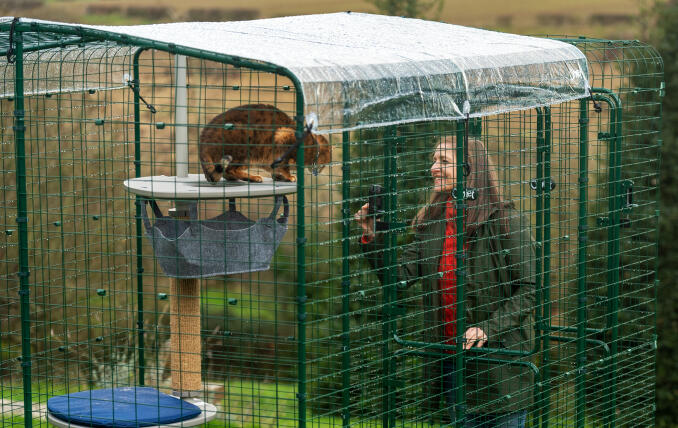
[439,198,466,349]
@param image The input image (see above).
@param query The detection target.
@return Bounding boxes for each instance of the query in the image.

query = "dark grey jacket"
[361,208,536,414]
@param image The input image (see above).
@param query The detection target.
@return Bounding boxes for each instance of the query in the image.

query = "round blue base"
[47,387,202,428]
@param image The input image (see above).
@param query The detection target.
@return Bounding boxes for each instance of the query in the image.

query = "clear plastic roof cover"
[1,13,590,132]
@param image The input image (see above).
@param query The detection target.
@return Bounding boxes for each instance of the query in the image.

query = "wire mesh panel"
[0,17,663,428]
[0,42,141,427]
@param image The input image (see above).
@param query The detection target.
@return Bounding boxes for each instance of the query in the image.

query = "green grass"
[202,289,278,322]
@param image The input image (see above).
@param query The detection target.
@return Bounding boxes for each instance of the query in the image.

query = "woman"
[354,136,536,428]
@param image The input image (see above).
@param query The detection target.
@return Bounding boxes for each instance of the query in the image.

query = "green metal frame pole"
[132,48,146,386]
[341,123,351,428]
[591,89,622,428]
[12,27,34,428]
[576,98,589,428]
[535,108,547,428]
[543,107,554,428]
[380,125,397,428]
[454,120,467,427]
[294,92,307,428]
[387,127,399,428]
[610,93,622,428]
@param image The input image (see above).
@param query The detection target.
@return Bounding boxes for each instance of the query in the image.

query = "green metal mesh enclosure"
[0,16,662,428]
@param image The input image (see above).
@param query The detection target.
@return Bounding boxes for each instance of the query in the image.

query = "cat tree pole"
[169,54,203,398]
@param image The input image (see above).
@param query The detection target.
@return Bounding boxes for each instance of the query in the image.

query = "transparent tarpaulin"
[0,13,589,132]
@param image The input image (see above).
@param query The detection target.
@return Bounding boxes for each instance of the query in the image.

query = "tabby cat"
[199,104,331,183]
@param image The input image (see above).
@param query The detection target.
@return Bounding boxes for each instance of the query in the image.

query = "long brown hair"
[413,136,513,235]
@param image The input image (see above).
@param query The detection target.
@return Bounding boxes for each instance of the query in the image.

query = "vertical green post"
[294,91,307,428]
[387,127,399,428]
[535,108,547,428]
[454,120,466,427]
[591,88,622,428]
[341,123,351,427]
[380,125,397,428]
[576,98,589,428]
[607,92,622,428]
[12,25,33,428]
[543,107,554,428]
[132,48,145,386]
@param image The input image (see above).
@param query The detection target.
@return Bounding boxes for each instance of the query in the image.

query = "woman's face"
[431,143,457,192]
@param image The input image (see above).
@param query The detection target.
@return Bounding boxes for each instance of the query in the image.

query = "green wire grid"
[0,21,663,428]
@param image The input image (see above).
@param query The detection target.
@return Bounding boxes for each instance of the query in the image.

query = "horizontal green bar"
[392,349,539,375]
[547,335,610,355]
[393,333,533,357]
[548,325,605,335]
[0,36,89,56]
[3,21,296,80]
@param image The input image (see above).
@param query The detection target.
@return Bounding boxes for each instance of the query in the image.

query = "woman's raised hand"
[354,203,375,239]
[463,327,487,350]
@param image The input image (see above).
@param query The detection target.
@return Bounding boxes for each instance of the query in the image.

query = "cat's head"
[304,132,332,176]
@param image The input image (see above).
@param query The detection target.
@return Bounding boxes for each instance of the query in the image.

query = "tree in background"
[368,0,444,19]
[648,1,678,427]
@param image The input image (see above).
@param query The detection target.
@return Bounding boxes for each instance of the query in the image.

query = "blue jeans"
[443,359,527,428]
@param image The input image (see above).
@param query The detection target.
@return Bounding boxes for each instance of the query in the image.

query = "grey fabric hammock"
[141,196,289,278]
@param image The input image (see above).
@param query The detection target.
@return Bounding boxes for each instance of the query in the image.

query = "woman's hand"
[354,203,375,239]
[463,327,487,350]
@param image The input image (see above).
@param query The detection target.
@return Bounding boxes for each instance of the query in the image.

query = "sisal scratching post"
[170,54,202,397]
[170,274,202,396]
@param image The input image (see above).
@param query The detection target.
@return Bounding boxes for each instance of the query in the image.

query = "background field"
[1,0,648,40]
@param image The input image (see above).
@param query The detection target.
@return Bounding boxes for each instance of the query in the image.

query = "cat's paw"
[273,173,296,182]
[248,175,263,183]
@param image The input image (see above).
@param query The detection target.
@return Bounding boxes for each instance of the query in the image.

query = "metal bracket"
[452,187,478,201]
[530,178,556,191]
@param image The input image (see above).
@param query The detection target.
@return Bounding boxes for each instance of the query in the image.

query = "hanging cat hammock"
[140,193,289,278]
[124,174,296,278]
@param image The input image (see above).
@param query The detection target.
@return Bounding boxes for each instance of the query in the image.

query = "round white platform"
[47,398,218,428]
[124,174,297,200]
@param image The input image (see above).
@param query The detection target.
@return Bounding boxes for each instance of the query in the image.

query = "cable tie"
[127,80,157,114]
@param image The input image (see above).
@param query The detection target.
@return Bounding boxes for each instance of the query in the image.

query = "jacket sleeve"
[485,214,537,340]
[360,232,422,290]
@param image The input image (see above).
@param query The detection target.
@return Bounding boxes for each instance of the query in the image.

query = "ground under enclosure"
[0,15,663,428]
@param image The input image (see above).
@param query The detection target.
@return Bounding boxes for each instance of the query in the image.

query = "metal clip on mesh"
[589,89,603,113]
[452,187,478,201]
[530,178,556,191]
